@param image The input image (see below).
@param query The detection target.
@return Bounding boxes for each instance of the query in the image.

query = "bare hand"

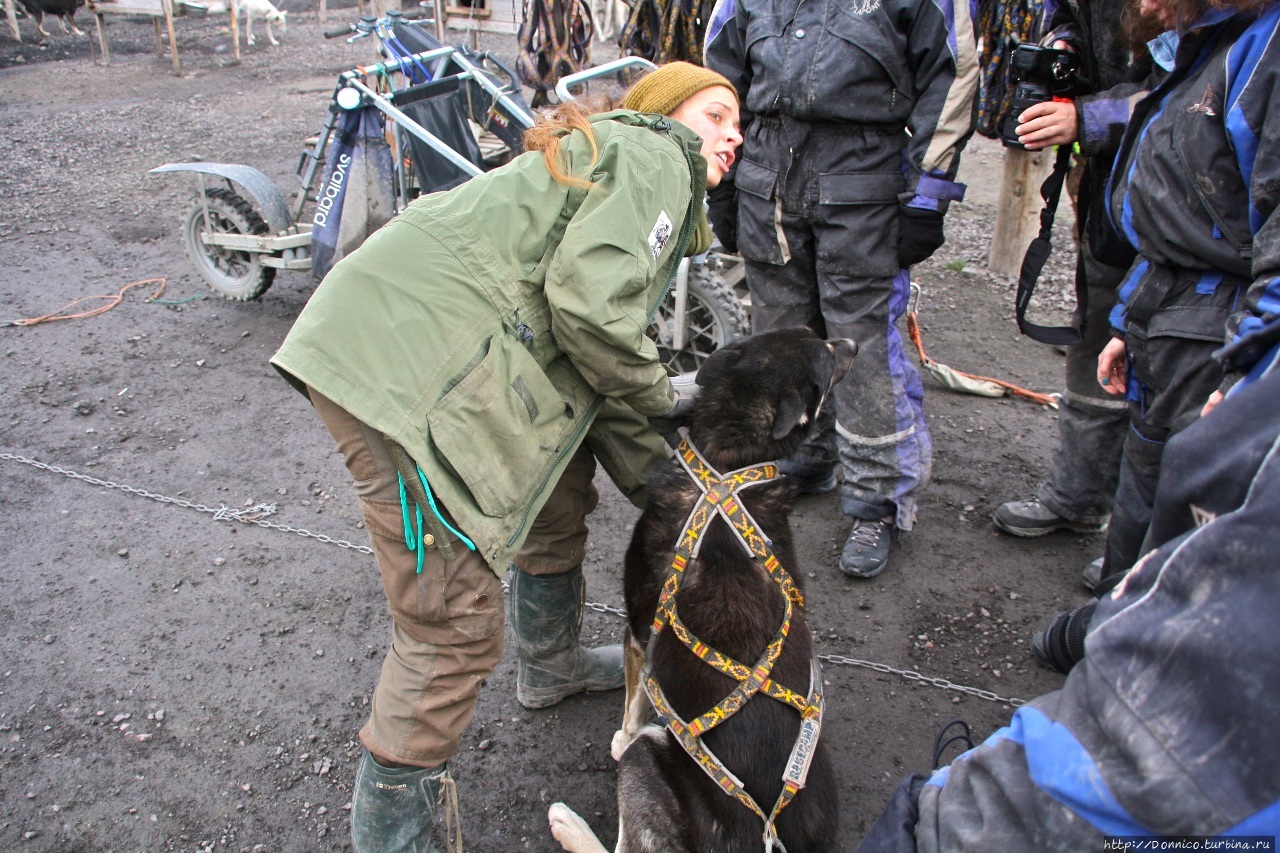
[1015,100,1079,150]
[1097,337,1127,395]
[1201,390,1225,418]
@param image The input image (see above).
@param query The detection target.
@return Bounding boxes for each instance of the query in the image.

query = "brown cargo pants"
[309,389,600,767]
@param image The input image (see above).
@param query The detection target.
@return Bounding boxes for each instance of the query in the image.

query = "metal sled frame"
[150,42,545,268]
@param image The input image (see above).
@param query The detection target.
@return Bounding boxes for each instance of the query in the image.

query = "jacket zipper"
[505,121,702,552]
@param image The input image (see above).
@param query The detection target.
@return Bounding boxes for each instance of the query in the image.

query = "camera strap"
[1015,144,1084,346]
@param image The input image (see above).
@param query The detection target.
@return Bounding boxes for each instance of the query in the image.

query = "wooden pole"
[988,146,1056,278]
[229,0,240,62]
[162,0,181,75]
[94,10,112,63]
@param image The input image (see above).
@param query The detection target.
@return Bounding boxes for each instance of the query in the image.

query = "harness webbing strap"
[645,430,824,851]
[652,432,791,635]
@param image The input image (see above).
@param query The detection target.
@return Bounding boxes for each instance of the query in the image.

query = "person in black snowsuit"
[704,0,979,579]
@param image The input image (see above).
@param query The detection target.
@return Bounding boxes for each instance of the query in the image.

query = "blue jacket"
[859,362,1280,851]
[1105,3,1280,378]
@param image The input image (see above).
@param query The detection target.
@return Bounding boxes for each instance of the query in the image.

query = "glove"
[897,207,946,268]
[647,373,702,447]
[706,180,739,254]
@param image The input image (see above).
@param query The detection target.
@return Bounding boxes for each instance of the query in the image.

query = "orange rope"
[5,278,167,328]
[906,310,1057,407]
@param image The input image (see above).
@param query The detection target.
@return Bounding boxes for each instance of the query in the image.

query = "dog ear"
[772,388,808,439]
[695,344,742,388]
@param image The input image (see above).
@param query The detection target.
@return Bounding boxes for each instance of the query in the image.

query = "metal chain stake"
[3,451,1023,706]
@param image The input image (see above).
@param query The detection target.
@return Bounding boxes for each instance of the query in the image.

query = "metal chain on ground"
[4,451,1020,705]
[0,452,373,555]
[818,654,1024,707]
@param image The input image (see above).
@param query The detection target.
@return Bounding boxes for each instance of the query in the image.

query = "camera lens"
[1031,602,1097,673]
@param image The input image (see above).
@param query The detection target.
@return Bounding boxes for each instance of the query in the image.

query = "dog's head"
[273,8,287,28]
[687,327,856,469]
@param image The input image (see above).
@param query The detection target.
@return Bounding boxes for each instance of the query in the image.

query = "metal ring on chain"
[3,450,1024,706]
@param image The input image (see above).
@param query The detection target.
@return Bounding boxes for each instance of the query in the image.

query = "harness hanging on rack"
[644,429,825,851]
[618,0,714,64]
[516,0,594,107]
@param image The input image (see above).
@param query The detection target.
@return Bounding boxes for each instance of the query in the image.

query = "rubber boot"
[351,749,448,853]
[507,563,624,709]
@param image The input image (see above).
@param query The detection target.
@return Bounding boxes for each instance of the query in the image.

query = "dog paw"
[548,802,604,852]
[269,38,279,45]
[610,728,631,762]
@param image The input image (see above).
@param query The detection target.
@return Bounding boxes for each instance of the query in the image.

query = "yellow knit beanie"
[622,61,737,117]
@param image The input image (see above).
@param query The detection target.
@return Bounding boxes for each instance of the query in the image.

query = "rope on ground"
[907,282,1058,408]
[1,450,1025,708]
[2,277,169,328]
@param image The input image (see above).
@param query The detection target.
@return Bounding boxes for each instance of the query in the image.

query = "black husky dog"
[550,327,856,852]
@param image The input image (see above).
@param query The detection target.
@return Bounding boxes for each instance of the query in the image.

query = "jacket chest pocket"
[428,332,577,517]
[823,6,909,102]
[1170,81,1251,254]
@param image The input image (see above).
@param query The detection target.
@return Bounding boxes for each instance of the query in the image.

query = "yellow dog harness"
[643,428,825,852]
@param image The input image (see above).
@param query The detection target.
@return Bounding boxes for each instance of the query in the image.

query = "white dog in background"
[239,0,286,46]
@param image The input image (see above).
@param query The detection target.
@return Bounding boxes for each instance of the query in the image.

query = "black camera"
[1001,43,1085,149]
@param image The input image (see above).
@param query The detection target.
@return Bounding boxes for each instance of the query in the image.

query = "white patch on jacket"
[647,210,672,259]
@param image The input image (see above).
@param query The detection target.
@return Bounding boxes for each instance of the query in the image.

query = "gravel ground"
[2,14,1100,851]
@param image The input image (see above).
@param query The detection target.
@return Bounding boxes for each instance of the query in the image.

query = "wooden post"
[229,0,240,62]
[3,0,20,41]
[988,146,1056,278]
[94,10,112,63]
[161,0,181,75]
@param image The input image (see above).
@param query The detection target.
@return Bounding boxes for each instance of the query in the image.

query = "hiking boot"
[1081,557,1104,593]
[779,459,838,495]
[508,564,624,710]
[838,518,895,578]
[993,497,1108,538]
[351,749,448,853]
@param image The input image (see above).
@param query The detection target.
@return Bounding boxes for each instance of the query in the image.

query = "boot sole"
[993,517,1107,538]
[517,677,624,710]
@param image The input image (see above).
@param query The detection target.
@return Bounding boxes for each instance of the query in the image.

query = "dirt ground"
[1,10,1099,852]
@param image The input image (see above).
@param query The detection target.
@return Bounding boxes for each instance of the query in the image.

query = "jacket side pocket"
[735,159,785,265]
[429,332,576,517]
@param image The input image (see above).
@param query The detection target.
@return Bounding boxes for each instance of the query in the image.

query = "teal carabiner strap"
[412,465,477,553]
[398,473,428,574]
[385,439,458,562]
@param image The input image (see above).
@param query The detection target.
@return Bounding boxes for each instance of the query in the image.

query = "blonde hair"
[522,100,608,189]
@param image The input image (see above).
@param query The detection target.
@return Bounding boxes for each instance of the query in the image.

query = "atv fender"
[150,163,294,234]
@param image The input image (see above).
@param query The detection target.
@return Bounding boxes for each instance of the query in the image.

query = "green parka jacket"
[272,110,708,573]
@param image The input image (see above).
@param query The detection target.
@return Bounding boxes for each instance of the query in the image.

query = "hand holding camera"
[1013,100,1078,150]
[1001,34,1091,150]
